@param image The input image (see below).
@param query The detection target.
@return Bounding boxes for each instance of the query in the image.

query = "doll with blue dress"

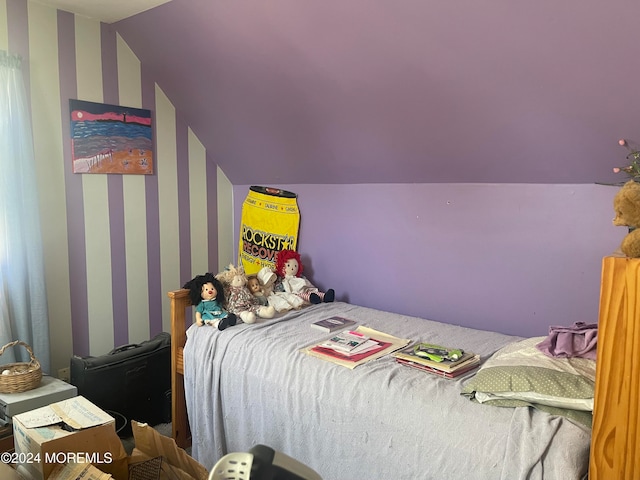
[183,273,237,330]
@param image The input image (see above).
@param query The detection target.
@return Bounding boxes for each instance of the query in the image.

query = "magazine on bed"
[320,330,370,352]
[302,326,411,369]
[311,316,357,333]
[395,355,480,378]
[313,340,391,361]
[394,343,477,372]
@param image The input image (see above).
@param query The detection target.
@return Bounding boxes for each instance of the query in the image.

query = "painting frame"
[69,99,153,175]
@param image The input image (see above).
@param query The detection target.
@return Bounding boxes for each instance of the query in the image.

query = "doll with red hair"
[274,249,335,304]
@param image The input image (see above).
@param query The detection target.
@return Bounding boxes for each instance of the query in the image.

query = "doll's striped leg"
[298,289,335,304]
[298,291,323,304]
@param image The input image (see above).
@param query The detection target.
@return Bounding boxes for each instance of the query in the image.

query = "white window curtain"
[0,50,50,373]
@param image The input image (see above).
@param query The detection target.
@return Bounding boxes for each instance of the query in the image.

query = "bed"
[168,289,593,480]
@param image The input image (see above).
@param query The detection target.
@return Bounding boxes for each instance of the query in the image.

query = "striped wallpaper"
[2,0,234,375]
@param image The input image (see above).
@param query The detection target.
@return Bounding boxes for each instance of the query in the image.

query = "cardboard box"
[12,396,127,480]
[128,421,208,480]
[48,462,112,480]
[0,461,27,480]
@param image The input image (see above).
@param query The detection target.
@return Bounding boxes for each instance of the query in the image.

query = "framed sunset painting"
[70,99,153,174]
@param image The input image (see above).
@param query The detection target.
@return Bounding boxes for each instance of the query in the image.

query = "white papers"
[320,330,370,352]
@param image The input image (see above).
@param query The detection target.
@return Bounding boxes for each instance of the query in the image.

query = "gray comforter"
[184,302,590,480]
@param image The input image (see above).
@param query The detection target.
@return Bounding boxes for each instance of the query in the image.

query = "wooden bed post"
[168,288,192,449]
[590,256,640,479]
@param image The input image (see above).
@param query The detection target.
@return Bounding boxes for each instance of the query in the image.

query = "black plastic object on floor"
[162,388,172,424]
[70,332,171,437]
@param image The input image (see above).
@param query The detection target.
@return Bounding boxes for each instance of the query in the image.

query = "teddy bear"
[613,180,640,258]
[274,249,335,304]
[183,273,237,330]
[216,264,276,323]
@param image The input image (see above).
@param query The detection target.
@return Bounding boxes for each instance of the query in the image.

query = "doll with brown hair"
[247,275,268,306]
[274,249,335,304]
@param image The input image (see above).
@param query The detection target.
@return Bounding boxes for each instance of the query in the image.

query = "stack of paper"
[394,343,480,379]
[320,330,374,354]
[303,327,411,369]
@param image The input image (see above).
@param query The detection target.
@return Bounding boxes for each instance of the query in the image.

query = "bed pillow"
[461,336,596,426]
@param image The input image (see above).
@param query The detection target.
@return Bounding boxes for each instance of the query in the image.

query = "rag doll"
[257,266,304,312]
[274,249,335,304]
[216,264,276,323]
[183,273,237,330]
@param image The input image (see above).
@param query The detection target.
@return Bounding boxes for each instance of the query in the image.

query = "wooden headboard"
[167,288,192,449]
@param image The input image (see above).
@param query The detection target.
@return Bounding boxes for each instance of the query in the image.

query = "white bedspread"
[184,302,590,480]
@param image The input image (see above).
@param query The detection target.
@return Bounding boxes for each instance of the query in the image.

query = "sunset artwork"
[70,99,153,174]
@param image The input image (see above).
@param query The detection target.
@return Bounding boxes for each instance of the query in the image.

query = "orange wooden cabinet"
[590,256,640,479]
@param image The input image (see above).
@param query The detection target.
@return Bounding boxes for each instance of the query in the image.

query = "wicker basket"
[0,340,42,393]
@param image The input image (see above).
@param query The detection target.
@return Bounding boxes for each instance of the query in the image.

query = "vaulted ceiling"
[34,0,172,24]
[44,0,640,185]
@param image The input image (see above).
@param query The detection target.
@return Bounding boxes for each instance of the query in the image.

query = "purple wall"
[9,0,634,357]
[115,0,640,186]
[114,0,637,337]
[235,183,623,337]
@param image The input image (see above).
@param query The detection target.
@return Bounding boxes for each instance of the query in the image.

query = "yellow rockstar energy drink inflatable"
[238,186,300,275]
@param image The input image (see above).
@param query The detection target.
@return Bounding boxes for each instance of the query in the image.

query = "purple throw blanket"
[536,322,598,360]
